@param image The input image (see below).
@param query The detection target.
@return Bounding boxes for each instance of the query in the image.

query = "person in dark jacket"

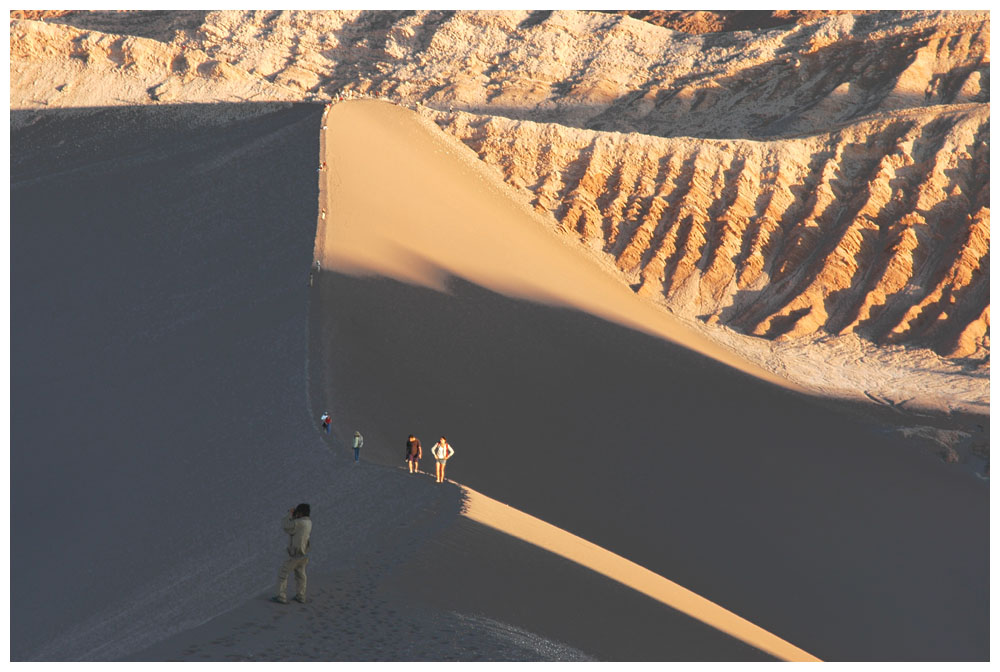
[406,434,422,474]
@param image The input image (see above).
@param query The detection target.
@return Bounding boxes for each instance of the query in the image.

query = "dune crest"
[318,99,800,391]
[459,485,820,662]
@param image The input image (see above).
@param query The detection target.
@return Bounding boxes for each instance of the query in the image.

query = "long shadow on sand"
[313,270,988,661]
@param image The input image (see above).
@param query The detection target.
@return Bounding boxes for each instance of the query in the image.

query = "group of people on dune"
[405,433,455,483]
[318,412,456,483]
[273,426,457,605]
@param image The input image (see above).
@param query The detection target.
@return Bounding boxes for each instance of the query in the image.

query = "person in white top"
[430,436,455,484]
[352,430,364,463]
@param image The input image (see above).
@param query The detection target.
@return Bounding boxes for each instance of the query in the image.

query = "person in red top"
[405,434,422,474]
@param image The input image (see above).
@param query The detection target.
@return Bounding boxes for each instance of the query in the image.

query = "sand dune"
[460,488,819,662]
[310,100,988,660]
[9,101,800,663]
[10,102,604,662]
[9,103,339,660]
[317,99,799,391]
[10,8,988,413]
[9,9,990,663]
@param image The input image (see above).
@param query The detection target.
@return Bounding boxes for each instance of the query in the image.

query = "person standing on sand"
[273,503,312,604]
[321,412,331,434]
[353,430,364,463]
[406,434,422,474]
[431,436,455,483]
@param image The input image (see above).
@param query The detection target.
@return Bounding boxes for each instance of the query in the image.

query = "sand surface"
[11,103,327,660]
[317,100,801,392]
[8,59,989,665]
[10,103,786,662]
[11,10,990,373]
[310,100,989,661]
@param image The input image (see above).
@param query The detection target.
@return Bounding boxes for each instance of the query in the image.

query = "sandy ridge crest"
[460,486,821,661]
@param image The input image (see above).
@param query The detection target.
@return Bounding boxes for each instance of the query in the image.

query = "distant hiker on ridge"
[353,430,364,463]
[431,436,455,484]
[321,412,331,434]
[273,503,311,605]
[406,434,422,474]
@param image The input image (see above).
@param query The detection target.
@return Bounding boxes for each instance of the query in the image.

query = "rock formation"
[426,103,989,358]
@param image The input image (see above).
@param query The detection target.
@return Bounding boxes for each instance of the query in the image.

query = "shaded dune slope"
[10,104,529,662]
[11,103,777,663]
[10,103,329,659]
[317,275,988,661]
[312,101,988,661]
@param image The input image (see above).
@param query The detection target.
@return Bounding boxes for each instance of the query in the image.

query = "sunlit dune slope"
[460,488,820,662]
[317,99,800,391]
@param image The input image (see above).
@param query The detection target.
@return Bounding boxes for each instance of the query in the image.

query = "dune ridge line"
[318,98,802,392]
[460,486,820,662]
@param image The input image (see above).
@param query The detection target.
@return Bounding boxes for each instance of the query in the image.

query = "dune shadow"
[312,269,988,661]
[11,101,328,661]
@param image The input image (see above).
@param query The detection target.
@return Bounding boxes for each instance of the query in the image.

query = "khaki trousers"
[277,555,309,600]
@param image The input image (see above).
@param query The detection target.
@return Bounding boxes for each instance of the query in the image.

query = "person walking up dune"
[431,436,455,483]
[273,503,312,605]
[406,434,422,474]
[320,412,331,434]
[353,430,364,463]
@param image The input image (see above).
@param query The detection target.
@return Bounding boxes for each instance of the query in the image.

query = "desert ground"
[10,10,990,662]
